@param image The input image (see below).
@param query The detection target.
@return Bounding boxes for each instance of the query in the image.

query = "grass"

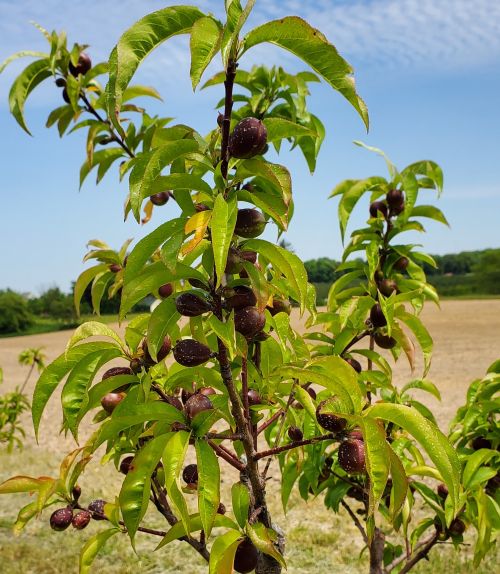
[0,314,142,339]
[0,445,498,574]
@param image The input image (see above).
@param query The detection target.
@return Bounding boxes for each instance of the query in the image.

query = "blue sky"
[1,0,499,294]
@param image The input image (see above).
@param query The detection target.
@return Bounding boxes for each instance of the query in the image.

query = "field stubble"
[0,300,499,573]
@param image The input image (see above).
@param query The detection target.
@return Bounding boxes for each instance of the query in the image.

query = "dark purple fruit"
[109,263,122,273]
[182,463,199,484]
[374,333,397,349]
[119,456,135,475]
[471,436,492,450]
[225,248,244,274]
[344,357,362,373]
[225,286,257,310]
[437,483,448,499]
[288,426,303,442]
[448,518,466,536]
[72,510,91,530]
[370,303,387,328]
[50,507,73,531]
[217,502,226,515]
[102,366,133,381]
[247,389,262,406]
[338,439,366,474]
[241,250,257,264]
[316,400,347,433]
[166,395,183,411]
[150,191,169,206]
[142,335,172,363]
[348,428,364,442]
[229,117,267,159]
[72,485,81,501]
[175,292,212,317]
[184,393,213,419]
[69,52,92,76]
[88,499,107,520]
[486,473,500,495]
[181,384,195,404]
[394,256,409,272]
[369,201,388,219]
[305,386,317,400]
[234,306,266,338]
[233,537,259,574]
[173,339,214,367]
[101,392,125,414]
[62,87,70,104]
[235,209,266,239]
[129,358,143,374]
[378,279,397,297]
[55,77,66,88]
[158,283,174,298]
[387,189,405,216]
[267,298,291,316]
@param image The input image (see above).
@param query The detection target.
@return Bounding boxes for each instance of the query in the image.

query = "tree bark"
[369,527,386,574]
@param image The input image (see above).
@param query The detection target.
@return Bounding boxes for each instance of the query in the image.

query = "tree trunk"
[369,528,385,574]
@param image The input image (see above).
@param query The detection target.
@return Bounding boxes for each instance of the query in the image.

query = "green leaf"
[0,50,48,74]
[195,441,220,537]
[147,298,180,361]
[107,5,206,134]
[0,475,52,494]
[209,530,242,574]
[32,342,116,440]
[9,59,51,134]
[61,348,122,439]
[354,141,398,180]
[221,0,255,66]
[463,449,499,490]
[122,85,163,103]
[243,239,308,312]
[411,205,449,226]
[207,315,236,358]
[211,193,237,287]
[242,17,369,129]
[231,482,250,529]
[80,148,124,188]
[129,141,200,220]
[93,402,183,449]
[401,379,441,401]
[387,444,408,519]
[66,322,124,354]
[155,513,238,549]
[395,308,433,376]
[247,522,286,567]
[402,160,443,195]
[190,16,222,89]
[124,217,185,281]
[237,159,292,209]
[163,431,191,533]
[120,434,171,543]
[331,177,386,242]
[79,528,120,574]
[263,117,315,142]
[121,261,205,319]
[366,403,461,514]
[74,264,109,317]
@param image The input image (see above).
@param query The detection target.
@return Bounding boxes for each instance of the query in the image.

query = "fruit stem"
[220,58,238,180]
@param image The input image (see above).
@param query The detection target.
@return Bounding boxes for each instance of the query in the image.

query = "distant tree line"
[305,248,500,299]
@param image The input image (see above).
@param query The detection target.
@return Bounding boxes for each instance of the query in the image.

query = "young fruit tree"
[284,147,499,573]
[0,1,485,573]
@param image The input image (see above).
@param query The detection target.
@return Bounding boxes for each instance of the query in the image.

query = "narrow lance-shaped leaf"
[9,59,51,134]
[66,321,125,354]
[195,440,220,537]
[209,530,242,574]
[163,431,191,533]
[211,193,237,287]
[231,481,250,529]
[79,528,120,574]
[242,17,369,129]
[247,522,286,568]
[366,402,461,514]
[107,6,206,135]
[119,433,172,543]
[190,16,222,89]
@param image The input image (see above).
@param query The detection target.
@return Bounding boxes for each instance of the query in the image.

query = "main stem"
[213,58,282,574]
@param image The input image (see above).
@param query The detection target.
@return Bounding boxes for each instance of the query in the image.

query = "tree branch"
[255,433,336,460]
[340,499,368,544]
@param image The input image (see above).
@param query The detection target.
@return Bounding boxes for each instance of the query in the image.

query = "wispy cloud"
[1,0,499,105]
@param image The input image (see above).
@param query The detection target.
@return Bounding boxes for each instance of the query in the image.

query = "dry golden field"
[0,300,499,573]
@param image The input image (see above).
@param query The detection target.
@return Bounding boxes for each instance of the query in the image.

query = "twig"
[257,410,283,435]
[255,433,336,460]
[385,531,439,573]
[208,439,245,471]
[340,499,368,544]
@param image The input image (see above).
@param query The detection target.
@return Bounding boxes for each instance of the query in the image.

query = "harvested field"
[0,300,499,573]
